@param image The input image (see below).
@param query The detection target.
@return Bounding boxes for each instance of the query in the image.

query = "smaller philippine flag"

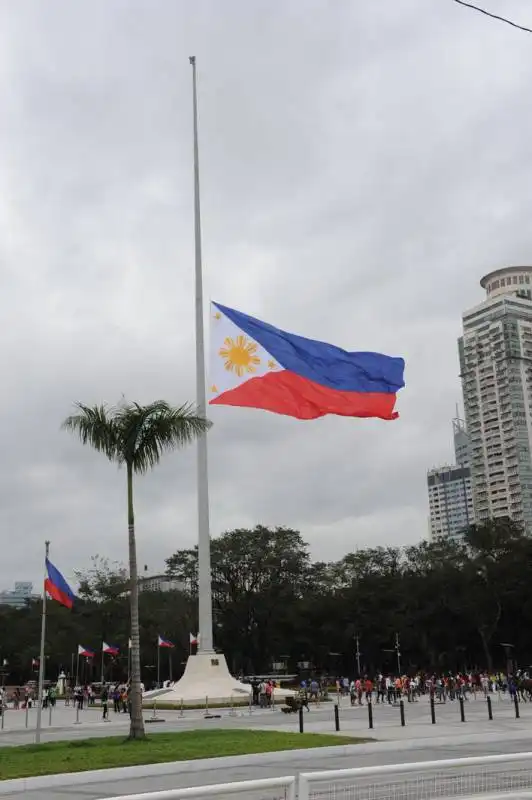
[128,638,132,650]
[158,635,174,648]
[189,632,198,645]
[45,558,76,610]
[102,642,120,656]
[78,644,94,658]
[209,303,405,421]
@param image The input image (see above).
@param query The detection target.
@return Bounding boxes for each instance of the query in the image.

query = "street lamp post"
[395,633,402,676]
[355,636,361,677]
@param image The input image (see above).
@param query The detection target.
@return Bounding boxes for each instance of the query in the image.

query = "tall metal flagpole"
[35,540,50,744]
[189,55,214,655]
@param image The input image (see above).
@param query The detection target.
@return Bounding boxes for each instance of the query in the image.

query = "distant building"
[427,415,473,539]
[0,582,37,609]
[138,574,185,593]
[453,416,470,468]
[427,465,473,539]
[459,266,532,529]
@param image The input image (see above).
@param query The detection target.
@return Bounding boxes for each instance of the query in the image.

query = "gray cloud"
[1,0,532,588]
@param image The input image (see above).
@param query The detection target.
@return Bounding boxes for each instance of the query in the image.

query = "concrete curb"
[3,729,532,795]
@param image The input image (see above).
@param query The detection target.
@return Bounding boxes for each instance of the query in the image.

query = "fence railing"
[96,753,532,800]
[96,775,296,800]
[298,752,532,799]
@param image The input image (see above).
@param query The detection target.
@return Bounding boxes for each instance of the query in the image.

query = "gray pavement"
[1,694,532,798]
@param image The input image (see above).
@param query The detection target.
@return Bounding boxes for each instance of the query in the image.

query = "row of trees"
[2,518,532,697]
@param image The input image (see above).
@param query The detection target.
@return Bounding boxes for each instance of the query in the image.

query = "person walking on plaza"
[101,684,109,721]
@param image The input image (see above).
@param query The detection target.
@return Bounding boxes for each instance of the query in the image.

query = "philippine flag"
[209,303,405,421]
[45,558,76,610]
[78,644,95,658]
[158,635,174,648]
[189,632,198,645]
[102,642,120,656]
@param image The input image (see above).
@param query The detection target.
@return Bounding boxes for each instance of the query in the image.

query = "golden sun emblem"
[219,335,260,377]
[267,360,276,370]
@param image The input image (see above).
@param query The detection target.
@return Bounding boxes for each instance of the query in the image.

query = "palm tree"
[62,400,210,739]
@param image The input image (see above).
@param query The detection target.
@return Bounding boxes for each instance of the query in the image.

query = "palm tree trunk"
[127,460,145,740]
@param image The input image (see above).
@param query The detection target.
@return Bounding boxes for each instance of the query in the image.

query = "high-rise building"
[453,415,470,468]
[458,266,532,530]
[427,415,473,539]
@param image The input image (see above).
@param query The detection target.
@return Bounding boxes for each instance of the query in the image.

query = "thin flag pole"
[35,540,50,744]
[100,645,104,685]
[128,639,131,681]
[75,652,79,686]
[157,641,160,687]
[169,650,173,683]
[189,55,214,655]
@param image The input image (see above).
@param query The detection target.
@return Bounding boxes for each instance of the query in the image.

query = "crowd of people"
[296,671,532,708]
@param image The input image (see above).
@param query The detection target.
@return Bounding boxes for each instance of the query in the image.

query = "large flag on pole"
[78,644,94,658]
[102,642,119,656]
[158,635,174,648]
[209,303,405,420]
[44,558,75,609]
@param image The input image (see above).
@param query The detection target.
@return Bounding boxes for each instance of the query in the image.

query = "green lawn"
[0,729,371,781]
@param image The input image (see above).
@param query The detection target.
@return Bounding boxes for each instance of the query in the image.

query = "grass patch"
[0,729,371,781]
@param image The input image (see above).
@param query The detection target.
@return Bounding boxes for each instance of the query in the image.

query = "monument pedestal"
[144,652,293,706]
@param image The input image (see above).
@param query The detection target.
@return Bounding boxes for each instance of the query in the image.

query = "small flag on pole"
[102,642,119,656]
[32,658,39,669]
[189,632,198,645]
[128,637,132,649]
[78,644,94,658]
[158,635,174,648]
[45,558,76,609]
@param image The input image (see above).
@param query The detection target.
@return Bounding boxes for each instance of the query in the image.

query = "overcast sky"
[1,0,532,590]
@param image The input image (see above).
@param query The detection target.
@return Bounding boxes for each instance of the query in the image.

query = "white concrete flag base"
[143,652,294,705]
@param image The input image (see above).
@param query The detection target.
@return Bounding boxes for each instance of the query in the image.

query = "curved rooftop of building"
[480,266,532,300]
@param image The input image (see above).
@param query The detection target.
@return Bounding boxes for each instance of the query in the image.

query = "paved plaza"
[1,694,532,798]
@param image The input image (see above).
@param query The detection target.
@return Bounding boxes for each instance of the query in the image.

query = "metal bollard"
[430,696,436,724]
[204,695,209,717]
[299,704,304,733]
[25,704,29,728]
[487,695,493,720]
[1,704,4,730]
[399,699,405,727]
[514,694,520,719]
[179,697,184,718]
[48,703,53,727]
[334,703,340,731]
[74,704,81,724]
[368,700,374,729]
[459,696,466,722]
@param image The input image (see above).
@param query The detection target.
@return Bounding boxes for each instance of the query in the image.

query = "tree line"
[2,518,532,684]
